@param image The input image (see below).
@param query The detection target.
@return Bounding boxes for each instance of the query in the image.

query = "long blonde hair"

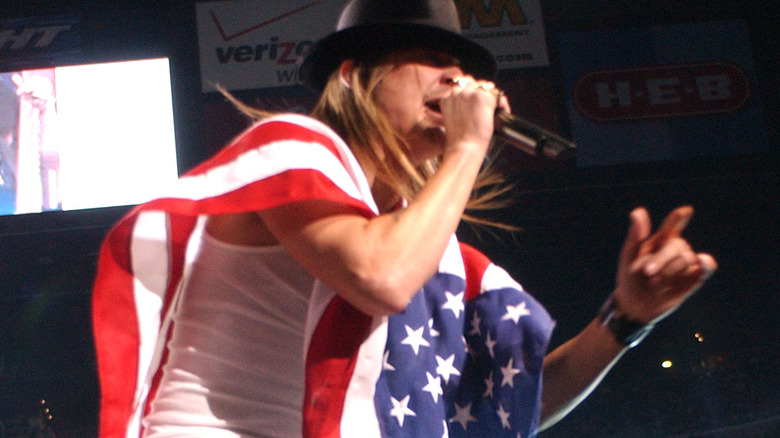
[310,61,432,203]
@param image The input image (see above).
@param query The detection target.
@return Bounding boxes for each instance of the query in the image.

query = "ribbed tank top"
[143,231,314,437]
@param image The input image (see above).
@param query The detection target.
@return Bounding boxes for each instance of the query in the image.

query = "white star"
[485,331,497,358]
[450,402,477,431]
[428,318,440,337]
[435,354,461,384]
[501,357,522,388]
[441,420,449,438]
[422,372,443,403]
[383,350,396,371]
[389,395,416,427]
[497,403,511,430]
[442,291,465,318]
[468,310,482,336]
[501,301,531,324]
[483,371,494,399]
[401,325,430,355]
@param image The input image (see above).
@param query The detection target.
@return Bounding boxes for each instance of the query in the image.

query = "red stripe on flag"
[303,297,372,438]
[459,242,492,301]
[92,216,143,438]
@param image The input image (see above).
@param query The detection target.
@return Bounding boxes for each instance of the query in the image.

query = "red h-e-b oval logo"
[573,61,750,122]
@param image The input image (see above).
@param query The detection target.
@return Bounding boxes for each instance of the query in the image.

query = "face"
[372,49,464,165]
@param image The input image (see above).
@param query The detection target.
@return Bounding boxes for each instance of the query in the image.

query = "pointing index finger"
[643,205,694,250]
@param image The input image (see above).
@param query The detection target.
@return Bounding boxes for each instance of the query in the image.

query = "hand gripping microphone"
[493,110,577,161]
[448,77,576,160]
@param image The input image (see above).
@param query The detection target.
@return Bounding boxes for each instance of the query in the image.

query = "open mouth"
[425,101,442,114]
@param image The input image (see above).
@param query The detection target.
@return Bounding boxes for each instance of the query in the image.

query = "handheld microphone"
[493,110,576,160]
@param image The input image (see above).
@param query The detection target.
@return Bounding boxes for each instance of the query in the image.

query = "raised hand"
[613,206,717,323]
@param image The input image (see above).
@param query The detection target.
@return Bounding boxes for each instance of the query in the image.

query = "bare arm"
[260,78,505,316]
[260,145,485,316]
[538,206,717,430]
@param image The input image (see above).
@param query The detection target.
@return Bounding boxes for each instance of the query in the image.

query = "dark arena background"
[1,1,778,437]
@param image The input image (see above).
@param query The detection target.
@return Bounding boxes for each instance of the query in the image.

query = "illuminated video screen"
[0,57,179,216]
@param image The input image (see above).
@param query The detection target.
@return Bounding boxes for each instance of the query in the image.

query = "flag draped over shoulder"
[304,239,555,438]
[92,114,377,438]
[92,113,555,438]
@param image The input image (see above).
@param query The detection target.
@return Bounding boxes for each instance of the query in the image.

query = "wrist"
[441,140,488,164]
[597,295,654,348]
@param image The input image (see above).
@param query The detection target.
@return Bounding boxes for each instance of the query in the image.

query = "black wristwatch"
[598,295,654,348]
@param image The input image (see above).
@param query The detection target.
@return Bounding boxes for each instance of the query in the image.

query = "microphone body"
[493,110,576,160]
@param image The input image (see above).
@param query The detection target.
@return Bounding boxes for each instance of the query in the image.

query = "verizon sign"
[573,61,751,122]
[195,0,341,92]
[196,0,550,93]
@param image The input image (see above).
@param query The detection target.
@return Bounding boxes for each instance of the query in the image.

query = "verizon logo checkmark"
[209,0,328,42]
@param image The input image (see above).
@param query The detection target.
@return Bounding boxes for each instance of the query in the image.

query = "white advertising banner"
[195,0,341,92]
[195,0,550,93]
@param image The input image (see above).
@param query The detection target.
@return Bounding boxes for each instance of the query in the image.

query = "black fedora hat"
[299,0,497,91]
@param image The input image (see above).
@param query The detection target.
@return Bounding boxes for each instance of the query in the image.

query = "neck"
[371,179,403,214]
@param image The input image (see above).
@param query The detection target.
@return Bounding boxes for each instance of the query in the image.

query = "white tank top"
[143,231,315,438]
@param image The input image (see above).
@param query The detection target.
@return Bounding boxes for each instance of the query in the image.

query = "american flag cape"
[305,238,555,438]
[91,114,555,438]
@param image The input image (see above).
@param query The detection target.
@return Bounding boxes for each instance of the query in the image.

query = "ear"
[338,60,355,89]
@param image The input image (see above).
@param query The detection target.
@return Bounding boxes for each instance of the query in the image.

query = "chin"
[401,123,445,162]
[420,124,446,143]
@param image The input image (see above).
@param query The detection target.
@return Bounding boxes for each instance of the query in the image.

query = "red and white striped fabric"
[92,114,377,437]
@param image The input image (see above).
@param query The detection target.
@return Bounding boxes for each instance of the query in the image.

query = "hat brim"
[299,22,496,91]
